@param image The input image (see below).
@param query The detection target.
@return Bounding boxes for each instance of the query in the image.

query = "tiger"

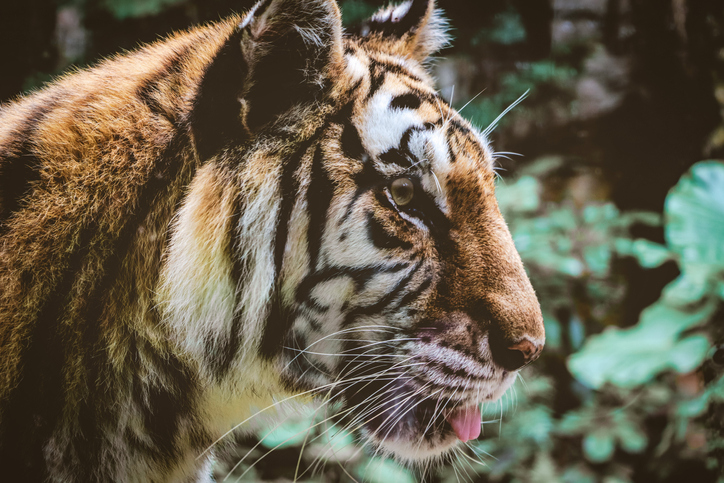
[0,0,545,481]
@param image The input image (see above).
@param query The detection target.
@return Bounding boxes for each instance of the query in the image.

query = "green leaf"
[472,8,526,46]
[568,315,586,350]
[629,239,672,269]
[316,423,355,453]
[257,416,314,449]
[583,430,615,463]
[557,410,587,434]
[562,465,597,483]
[542,312,562,350]
[583,244,612,275]
[665,160,724,269]
[660,268,711,306]
[355,458,416,483]
[677,374,724,419]
[567,300,714,388]
[668,335,711,372]
[717,280,724,300]
[583,203,619,224]
[101,0,185,19]
[517,407,555,445]
[496,175,540,214]
[530,452,559,483]
[340,0,378,26]
[616,424,648,453]
[489,10,527,45]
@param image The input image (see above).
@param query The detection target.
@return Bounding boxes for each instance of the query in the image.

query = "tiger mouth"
[341,367,515,461]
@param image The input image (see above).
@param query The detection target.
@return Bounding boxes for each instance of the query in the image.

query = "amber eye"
[390,177,414,207]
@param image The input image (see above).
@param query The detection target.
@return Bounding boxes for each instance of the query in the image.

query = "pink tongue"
[445,405,481,442]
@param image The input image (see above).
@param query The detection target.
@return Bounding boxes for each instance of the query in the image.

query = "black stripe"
[378,148,413,168]
[208,193,245,379]
[2,128,196,472]
[366,60,387,100]
[259,154,314,358]
[340,118,365,160]
[367,212,413,250]
[398,126,417,152]
[305,144,333,273]
[137,349,196,459]
[259,94,369,359]
[0,95,63,231]
[283,328,333,386]
[365,59,425,101]
[0,224,95,478]
[271,120,331,284]
[296,263,407,305]
[340,160,383,224]
[374,59,424,83]
[136,44,194,126]
[344,262,422,322]
[0,153,41,229]
[75,130,197,460]
[390,93,421,110]
[396,273,433,309]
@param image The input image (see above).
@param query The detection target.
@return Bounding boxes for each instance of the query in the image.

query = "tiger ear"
[191,0,343,158]
[358,0,450,62]
[239,0,344,130]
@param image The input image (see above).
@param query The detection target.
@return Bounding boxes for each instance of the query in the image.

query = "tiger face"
[261,0,546,462]
[0,0,543,479]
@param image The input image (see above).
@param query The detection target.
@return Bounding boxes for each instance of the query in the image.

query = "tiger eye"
[391,178,414,206]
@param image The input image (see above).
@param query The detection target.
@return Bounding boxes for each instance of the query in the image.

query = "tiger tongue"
[445,405,481,442]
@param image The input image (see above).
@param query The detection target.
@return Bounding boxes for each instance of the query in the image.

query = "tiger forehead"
[335,43,495,200]
[343,43,433,88]
[347,82,490,167]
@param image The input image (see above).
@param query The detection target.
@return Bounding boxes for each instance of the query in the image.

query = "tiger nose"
[491,337,543,371]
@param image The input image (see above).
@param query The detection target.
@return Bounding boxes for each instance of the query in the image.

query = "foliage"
[100,0,187,19]
[339,0,379,26]
[471,7,526,47]
[469,160,724,483]
[569,161,724,389]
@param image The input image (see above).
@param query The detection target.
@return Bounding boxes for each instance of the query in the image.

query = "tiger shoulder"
[0,0,545,481]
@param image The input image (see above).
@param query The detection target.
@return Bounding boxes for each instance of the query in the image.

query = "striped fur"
[0,0,544,481]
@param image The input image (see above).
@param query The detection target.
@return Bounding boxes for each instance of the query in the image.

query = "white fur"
[156,164,238,376]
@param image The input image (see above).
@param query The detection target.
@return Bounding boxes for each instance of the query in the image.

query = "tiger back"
[0,0,544,481]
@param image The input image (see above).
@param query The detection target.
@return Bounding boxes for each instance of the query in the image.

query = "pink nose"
[492,338,543,371]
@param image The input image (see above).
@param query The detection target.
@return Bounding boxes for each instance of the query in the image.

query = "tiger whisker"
[369,383,441,462]
[198,366,419,459]
[452,446,477,483]
[286,336,419,359]
[284,348,410,358]
[431,170,443,195]
[466,440,496,461]
[231,373,414,482]
[296,378,416,480]
[451,452,463,483]
[457,89,486,115]
[492,150,522,158]
[482,89,529,137]
[283,325,400,371]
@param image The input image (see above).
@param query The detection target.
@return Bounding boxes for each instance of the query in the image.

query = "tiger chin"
[0,0,544,481]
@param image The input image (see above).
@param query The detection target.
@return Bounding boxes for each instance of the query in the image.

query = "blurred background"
[2,0,723,481]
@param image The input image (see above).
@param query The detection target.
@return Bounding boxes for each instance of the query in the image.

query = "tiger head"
[163,0,544,465]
